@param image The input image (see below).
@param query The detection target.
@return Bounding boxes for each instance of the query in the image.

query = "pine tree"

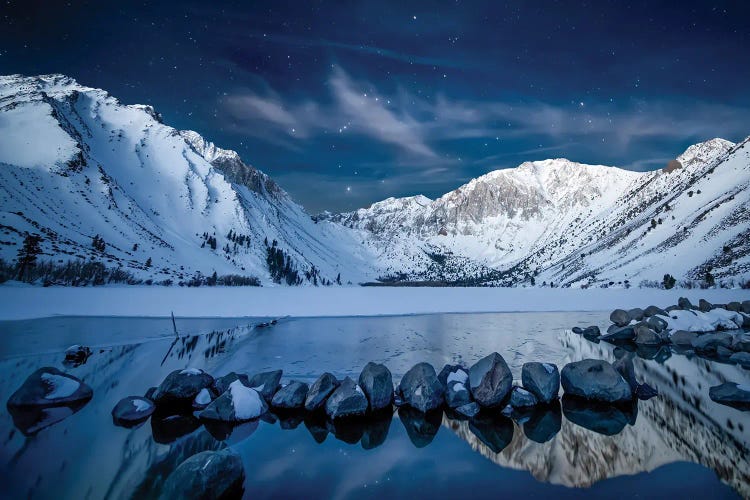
[145,257,152,268]
[16,234,42,281]
[662,273,676,290]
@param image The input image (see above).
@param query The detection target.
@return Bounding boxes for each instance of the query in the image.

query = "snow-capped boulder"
[112,396,155,426]
[325,377,368,419]
[521,362,560,404]
[247,370,282,402]
[358,362,393,411]
[159,450,245,500]
[153,368,214,409]
[610,309,630,327]
[64,345,92,365]
[7,367,93,408]
[304,372,339,411]
[709,382,750,410]
[212,372,250,396]
[445,369,471,408]
[561,359,632,403]
[647,315,668,332]
[510,387,538,408]
[399,362,445,412]
[666,308,745,332]
[200,380,267,422]
[271,381,309,410]
[469,353,512,408]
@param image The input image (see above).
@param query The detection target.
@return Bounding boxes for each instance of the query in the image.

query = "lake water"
[1,312,749,499]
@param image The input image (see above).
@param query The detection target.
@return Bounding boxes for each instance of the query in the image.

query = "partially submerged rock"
[634,325,662,345]
[469,353,512,408]
[730,352,750,368]
[271,381,309,410]
[600,325,635,341]
[670,330,698,345]
[325,377,368,419]
[159,449,245,500]
[64,345,92,366]
[200,380,268,422]
[582,326,601,337]
[509,387,538,407]
[691,332,733,354]
[153,368,214,409]
[521,362,559,403]
[247,370,283,402]
[212,372,250,396]
[112,396,155,427]
[644,305,668,317]
[610,309,630,327]
[399,362,445,412]
[627,308,645,322]
[8,367,93,408]
[358,362,393,411]
[561,359,632,403]
[304,372,339,411]
[454,401,480,418]
[708,382,750,410]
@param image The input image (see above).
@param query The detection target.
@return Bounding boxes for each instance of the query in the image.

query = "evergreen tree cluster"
[91,234,106,252]
[201,232,217,250]
[265,238,302,285]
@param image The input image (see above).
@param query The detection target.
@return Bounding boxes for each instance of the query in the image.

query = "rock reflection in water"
[561,395,636,436]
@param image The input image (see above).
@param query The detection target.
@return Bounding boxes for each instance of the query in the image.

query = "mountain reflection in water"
[0,312,747,499]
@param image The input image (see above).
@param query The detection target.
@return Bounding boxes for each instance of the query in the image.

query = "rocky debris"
[358,362,393,411]
[153,368,214,409]
[271,381,309,410]
[325,377,368,419]
[644,305,668,317]
[628,308,645,322]
[691,332,733,354]
[112,396,155,426]
[159,449,245,500]
[304,372,339,411]
[399,362,445,412]
[200,380,268,422]
[64,345,92,365]
[561,359,632,403]
[521,362,559,403]
[212,372,250,396]
[510,387,538,407]
[610,309,630,327]
[247,370,283,402]
[7,367,93,408]
[670,330,698,345]
[708,382,750,410]
[469,352,513,408]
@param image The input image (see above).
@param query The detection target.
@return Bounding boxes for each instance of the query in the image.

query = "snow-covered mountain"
[0,74,377,285]
[333,137,750,286]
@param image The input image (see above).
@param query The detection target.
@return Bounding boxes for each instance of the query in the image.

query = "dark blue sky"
[2,1,749,212]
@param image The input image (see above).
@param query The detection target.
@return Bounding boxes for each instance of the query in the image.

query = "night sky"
[2,1,749,212]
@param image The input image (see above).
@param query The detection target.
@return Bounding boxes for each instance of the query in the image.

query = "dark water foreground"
[0,312,748,499]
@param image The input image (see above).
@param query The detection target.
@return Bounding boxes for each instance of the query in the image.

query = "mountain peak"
[676,138,734,169]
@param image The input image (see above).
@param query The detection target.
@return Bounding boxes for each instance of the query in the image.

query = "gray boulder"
[708,382,750,409]
[691,332,733,353]
[678,297,693,310]
[742,300,750,314]
[571,327,583,334]
[247,370,282,402]
[521,362,560,403]
[153,368,214,408]
[627,308,645,321]
[610,309,630,327]
[399,362,445,412]
[454,402,481,418]
[582,326,601,337]
[670,330,698,345]
[727,301,742,312]
[600,325,635,341]
[665,305,680,313]
[644,305,668,317]
[469,353,513,408]
[358,362,394,411]
[159,449,244,500]
[612,354,637,392]
[112,396,155,426]
[304,372,339,411]
[634,325,662,345]
[698,299,713,312]
[213,372,250,395]
[729,352,750,368]
[200,381,268,422]
[561,359,632,403]
[8,367,93,408]
[325,377,368,419]
[647,315,668,333]
[510,387,538,407]
[271,381,309,410]
[445,377,471,408]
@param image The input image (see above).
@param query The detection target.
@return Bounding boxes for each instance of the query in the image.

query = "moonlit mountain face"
[0,74,748,286]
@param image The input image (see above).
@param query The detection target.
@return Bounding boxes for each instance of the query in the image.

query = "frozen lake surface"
[1,311,749,498]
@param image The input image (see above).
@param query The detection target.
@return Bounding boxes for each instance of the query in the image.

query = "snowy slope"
[0,74,377,285]
[334,138,749,286]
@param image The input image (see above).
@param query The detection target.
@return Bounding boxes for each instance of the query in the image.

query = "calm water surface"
[0,312,748,499]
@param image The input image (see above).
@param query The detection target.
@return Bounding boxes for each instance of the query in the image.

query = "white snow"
[447,369,468,385]
[41,373,80,399]
[0,286,747,320]
[228,380,264,420]
[194,388,211,406]
[453,382,467,393]
[414,386,422,397]
[665,309,745,332]
[355,385,364,395]
[179,368,203,376]
[132,398,152,412]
